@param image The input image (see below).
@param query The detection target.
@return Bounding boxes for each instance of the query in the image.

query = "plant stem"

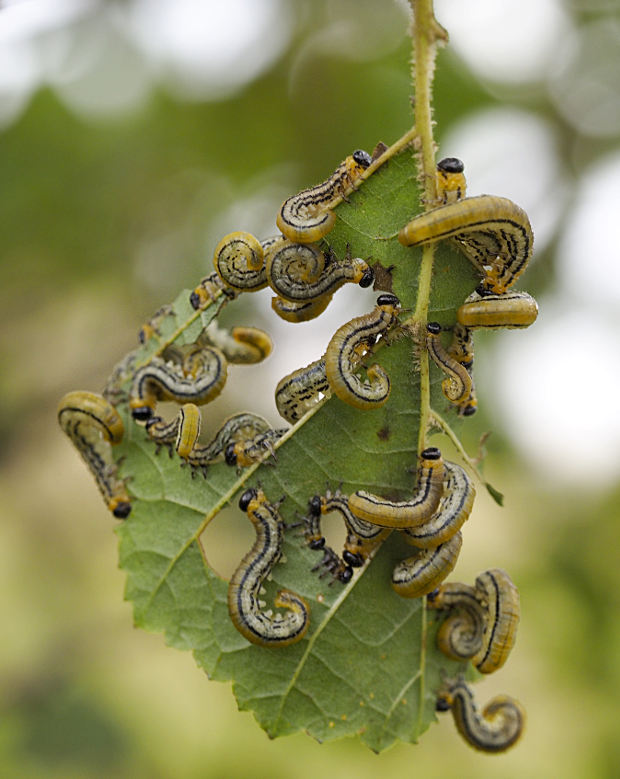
[410,0,446,207]
[407,2,447,734]
[408,0,447,456]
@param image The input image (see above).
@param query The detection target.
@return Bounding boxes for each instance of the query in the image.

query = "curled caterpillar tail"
[428,568,520,674]
[437,679,525,753]
[213,231,269,292]
[426,322,473,405]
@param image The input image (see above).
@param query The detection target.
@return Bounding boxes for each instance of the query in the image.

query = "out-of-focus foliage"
[2,1,620,776]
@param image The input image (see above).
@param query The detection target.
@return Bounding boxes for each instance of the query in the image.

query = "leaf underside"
[113,147,481,752]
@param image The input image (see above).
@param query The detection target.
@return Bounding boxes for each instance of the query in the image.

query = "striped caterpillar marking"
[298,488,390,584]
[449,289,538,415]
[265,241,374,302]
[428,582,486,662]
[190,271,236,311]
[185,412,273,477]
[57,391,131,518]
[268,239,326,287]
[59,390,124,445]
[276,149,372,243]
[271,294,332,323]
[224,427,287,469]
[227,488,309,647]
[324,293,401,410]
[129,347,227,420]
[436,680,525,753]
[471,569,520,674]
[173,403,201,458]
[145,402,202,459]
[428,158,478,414]
[398,195,533,295]
[457,290,538,329]
[391,531,462,599]
[448,323,474,366]
[213,232,277,293]
[428,568,520,674]
[200,321,272,364]
[275,358,330,424]
[436,157,466,205]
[426,322,473,406]
[447,323,477,416]
[145,403,198,457]
[402,462,475,548]
[347,447,445,529]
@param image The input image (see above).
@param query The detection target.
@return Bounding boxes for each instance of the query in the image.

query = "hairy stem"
[407,0,448,733]
[407,0,447,455]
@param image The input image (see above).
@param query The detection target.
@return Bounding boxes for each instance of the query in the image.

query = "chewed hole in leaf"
[199,506,254,580]
[318,509,348,556]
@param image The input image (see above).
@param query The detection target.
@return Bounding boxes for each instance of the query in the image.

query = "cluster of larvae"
[58,146,537,753]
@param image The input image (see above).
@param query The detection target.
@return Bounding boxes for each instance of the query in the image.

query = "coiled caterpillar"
[428,568,520,674]
[436,679,525,753]
[227,488,309,647]
[446,323,477,416]
[426,322,473,406]
[324,293,401,410]
[446,290,538,415]
[184,412,273,476]
[265,241,374,303]
[213,232,286,293]
[428,582,486,663]
[213,231,267,292]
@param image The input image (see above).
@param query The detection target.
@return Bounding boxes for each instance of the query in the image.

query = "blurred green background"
[2,0,620,776]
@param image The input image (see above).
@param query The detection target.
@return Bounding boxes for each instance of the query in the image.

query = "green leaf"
[112,145,481,752]
[485,482,505,507]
